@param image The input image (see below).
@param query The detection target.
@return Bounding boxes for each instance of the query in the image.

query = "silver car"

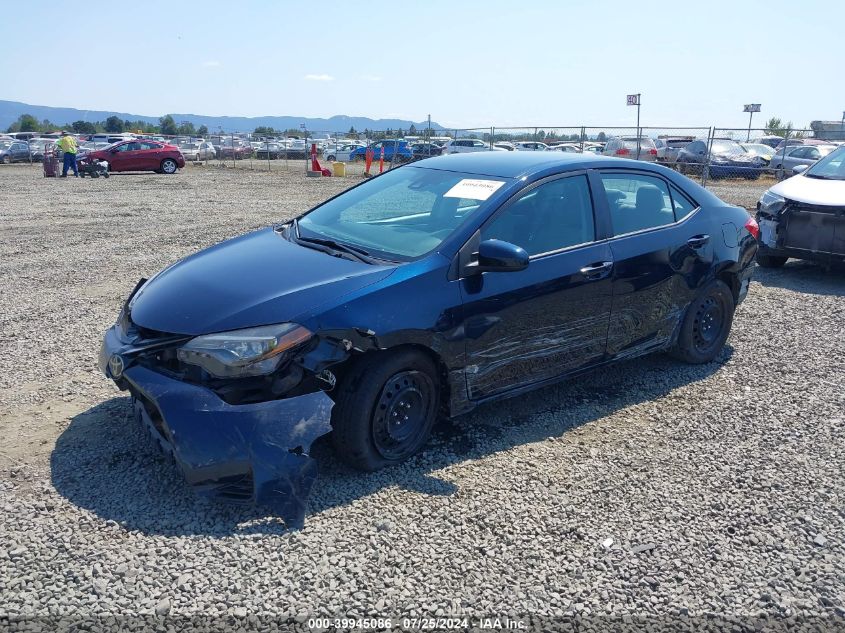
[602,136,658,161]
[180,141,216,161]
[770,144,838,175]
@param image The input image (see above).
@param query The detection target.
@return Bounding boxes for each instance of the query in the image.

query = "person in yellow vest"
[57,131,79,177]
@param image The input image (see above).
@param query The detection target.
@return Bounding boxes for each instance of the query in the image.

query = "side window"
[789,147,806,158]
[481,175,595,257]
[600,173,675,236]
[806,148,820,160]
[669,183,698,221]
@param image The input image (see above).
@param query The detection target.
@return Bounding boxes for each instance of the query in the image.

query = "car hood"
[769,174,845,206]
[129,227,396,336]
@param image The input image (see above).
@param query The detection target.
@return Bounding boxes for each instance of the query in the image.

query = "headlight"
[177,323,312,378]
[758,190,786,216]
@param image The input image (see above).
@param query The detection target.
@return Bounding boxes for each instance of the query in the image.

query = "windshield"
[805,145,845,180]
[711,140,744,154]
[297,166,508,260]
[0,142,10,149]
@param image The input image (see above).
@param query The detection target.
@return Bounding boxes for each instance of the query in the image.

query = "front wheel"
[331,350,440,471]
[1,155,10,164]
[160,158,178,174]
[326,155,336,162]
[670,280,735,364]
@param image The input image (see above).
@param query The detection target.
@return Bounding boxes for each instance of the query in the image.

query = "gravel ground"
[1,162,844,630]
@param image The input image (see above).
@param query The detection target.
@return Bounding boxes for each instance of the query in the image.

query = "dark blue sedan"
[99,152,758,525]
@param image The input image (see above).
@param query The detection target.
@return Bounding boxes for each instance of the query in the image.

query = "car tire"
[160,158,178,174]
[2,155,10,164]
[331,349,440,471]
[756,251,788,268]
[670,280,735,364]
[326,155,336,162]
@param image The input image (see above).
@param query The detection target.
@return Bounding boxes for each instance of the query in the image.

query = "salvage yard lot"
[1,163,844,623]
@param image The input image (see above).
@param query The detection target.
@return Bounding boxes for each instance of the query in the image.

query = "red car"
[82,139,185,174]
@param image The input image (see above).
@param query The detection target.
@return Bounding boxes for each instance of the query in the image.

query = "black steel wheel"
[671,280,735,364]
[331,349,440,470]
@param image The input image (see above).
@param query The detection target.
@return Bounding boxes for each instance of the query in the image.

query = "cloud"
[304,74,334,81]
[202,61,222,68]
[361,74,382,82]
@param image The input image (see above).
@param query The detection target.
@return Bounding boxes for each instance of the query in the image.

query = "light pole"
[743,104,761,142]
[627,93,641,158]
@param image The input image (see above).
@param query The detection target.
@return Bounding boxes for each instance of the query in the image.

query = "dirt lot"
[1,162,843,628]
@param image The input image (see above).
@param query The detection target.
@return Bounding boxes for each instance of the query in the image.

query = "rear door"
[136,142,163,170]
[596,169,713,359]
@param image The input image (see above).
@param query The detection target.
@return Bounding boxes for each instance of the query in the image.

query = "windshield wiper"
[295,234,376,263]
[804,173,840,180]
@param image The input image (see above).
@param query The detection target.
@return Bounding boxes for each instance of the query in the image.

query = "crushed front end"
[757,192,845,264]
[97,281,349,528]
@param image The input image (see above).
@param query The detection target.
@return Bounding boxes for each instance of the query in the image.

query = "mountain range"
[0,100,444,133]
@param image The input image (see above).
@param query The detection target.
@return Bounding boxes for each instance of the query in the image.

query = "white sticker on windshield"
[443,179,505,201]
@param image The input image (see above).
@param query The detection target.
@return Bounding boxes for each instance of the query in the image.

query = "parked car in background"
[740,143,775,166]
[753,135,787,149]
[27,138,54,162]
[513,141,550,151]
[78,141,113,157]
[324,144,365,161]
[493,142,515,151]
[676,139,763,179]
[602,136,658,161]
[755,144,845,267]
[548,143,581,153]
[772,138,828,152]
[769,144,838,176]
[80,140,185,174]
[441,139,505,154]
[349,140,413,162]
[410,143,443,160]
[98,152,757,525]
[180,140,217,161]
[0,140,32,163]
[655,137,694,165]
[218,139,253,160]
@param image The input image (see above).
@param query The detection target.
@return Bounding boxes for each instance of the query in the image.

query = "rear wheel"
[331,349,440,471]
[756,251,788,268]
[161,158,178,174]
[326,154,336,162]
[671,280,735,364]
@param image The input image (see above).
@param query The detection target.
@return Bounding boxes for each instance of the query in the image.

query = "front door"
[460,173,613,400]
[595,170,713,359]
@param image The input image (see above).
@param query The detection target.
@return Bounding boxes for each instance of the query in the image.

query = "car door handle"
[687,235,710,249]
[579,261,613,280]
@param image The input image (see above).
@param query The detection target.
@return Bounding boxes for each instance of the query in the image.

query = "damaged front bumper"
[758,202,845,263]
[98,324,333,528]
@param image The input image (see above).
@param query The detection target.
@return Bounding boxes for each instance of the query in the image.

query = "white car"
[323,144,365,162]
[513,141,550,151]
[755,144,845,268]
[547,143,582,153]
[179,140,216,161]
[441,139,505,154]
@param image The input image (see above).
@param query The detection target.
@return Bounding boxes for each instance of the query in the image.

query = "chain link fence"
[7,123,843,205]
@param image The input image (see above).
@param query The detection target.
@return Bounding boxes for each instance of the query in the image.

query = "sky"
[2,0,843,130]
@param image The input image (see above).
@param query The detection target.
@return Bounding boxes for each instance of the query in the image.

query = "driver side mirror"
[467,239,529,274]
[793,164,808,175]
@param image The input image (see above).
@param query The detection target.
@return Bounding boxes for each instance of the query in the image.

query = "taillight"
[649,148,658,155]
[615,148,630,156]
[744,215,759,241]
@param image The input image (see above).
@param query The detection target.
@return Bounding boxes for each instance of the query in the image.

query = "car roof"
[410,151,643,178]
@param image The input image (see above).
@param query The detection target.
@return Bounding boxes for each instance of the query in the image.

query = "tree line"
[6,113,209,137]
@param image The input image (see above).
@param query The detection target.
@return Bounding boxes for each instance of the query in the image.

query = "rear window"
[622,139,656,150]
